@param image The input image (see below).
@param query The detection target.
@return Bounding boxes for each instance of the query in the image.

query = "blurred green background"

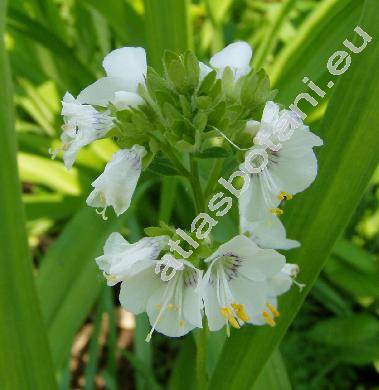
[1,0,378,389]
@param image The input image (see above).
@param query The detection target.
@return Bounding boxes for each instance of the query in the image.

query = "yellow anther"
[156,304,162,310]
[231,303,250,322]
[228,316,241,329]
[220,307,241,329]
[270,207,283,216]
[220,307,232,318]
[266,303,280,318]
[179,319,184,328]
[167,303,174,311]
[262,311,276,327]
[278,191,293,201]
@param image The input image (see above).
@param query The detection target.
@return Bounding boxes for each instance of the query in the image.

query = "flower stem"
[195,324,208,389]
[148,132,190,178]
[189,155,205,214]
[204,158,225,199]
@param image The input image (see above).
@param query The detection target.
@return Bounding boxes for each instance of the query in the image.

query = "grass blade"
[0,1,57,388]
[143,0,192,69]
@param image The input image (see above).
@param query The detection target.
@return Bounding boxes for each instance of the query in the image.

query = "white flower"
[120,256,203,339]
[240,101,323,221]
[250,264,302,326]
[240,211,300,251]
[86,145,146,217]
[51,92,114,169]
[96,232,168,286]
[77,46,146,109]
[202,235,287,333]
[199,41,252,81]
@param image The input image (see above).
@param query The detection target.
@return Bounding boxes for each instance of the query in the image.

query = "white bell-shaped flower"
[96,232,168,286]
[199,41,253,81]
[52,92,113,169]
[240,208,300,250]
[86,145,146,217]
[250,264,302,326]
[77,46,147,109]
[201,235,286,333]
[120,256,203,339]
[240,101,323,221]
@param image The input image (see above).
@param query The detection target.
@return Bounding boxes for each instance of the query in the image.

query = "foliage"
[0,0,378,389]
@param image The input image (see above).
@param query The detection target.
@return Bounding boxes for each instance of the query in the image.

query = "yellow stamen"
[266,303,280,318]
[270,207,283,216]
[179,319,184,328]
[278,191,293,201]
[167,303,174,311]
[220,307,240,329]
[231,303,250,322]
[262,311,276,327]
[156,304,162,310]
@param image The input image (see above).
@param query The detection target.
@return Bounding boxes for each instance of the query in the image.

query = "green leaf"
[272,0,364,108]
[148,155,180,176]
[0,2,57,388]
[252,349,292,390]
[82,0,145,45]
[308,314,379,347]
[195,147,229,159]
[7,8,95,93]
[209,1,379,388]
[167,337,197,390]
[143,0,192,70]
[18,152,92,195]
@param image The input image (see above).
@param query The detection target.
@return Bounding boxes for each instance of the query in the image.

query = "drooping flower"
[240,210,300,251]
[119,254,203,339]
[239,101,323,221]
[199,41,253,81]
[202,235,288,333]
[86,145,146,218]
[96,232,168,286]
[249,263,303,326]
[77,47,146,109]
[51,92,114,169]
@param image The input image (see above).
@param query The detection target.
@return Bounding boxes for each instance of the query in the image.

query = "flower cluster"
[53,42,322,339]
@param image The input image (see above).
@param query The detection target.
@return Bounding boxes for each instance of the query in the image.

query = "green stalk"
[204,159,225,199]
[253,0,298,69]
[195,324,209,389]
[190,155,205,214]
[0,1,57,388]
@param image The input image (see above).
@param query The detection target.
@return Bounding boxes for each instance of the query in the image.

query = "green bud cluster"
[113,50,276,174]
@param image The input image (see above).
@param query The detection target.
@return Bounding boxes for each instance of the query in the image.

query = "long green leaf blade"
[0,1,57,388]
[143,0,192,69]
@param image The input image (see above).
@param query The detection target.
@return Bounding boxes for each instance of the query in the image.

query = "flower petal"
[114,91,144,110]
[102,47,147,91]
[77,76,134,106]
[199,61,213,82]
[210,41,252,79]
[241,214,300,250]
[146,285,195,337]
[86,146,145,216]
[119,265,161,315]
[202,280,226,331]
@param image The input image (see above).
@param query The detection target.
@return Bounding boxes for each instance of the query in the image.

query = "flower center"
[155,254,184,281]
